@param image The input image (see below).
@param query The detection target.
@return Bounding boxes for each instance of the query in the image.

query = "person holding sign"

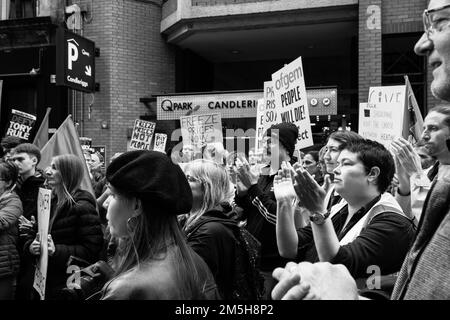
[234,122,298,299]
[0,160,22,299]
[274,139,414,293]
[97,151,219,299]
[23,155,103,299]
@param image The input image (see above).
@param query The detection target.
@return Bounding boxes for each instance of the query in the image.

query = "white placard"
[271,56,313,150]
[255,98,266,152]
[359,85,407,148]
[129,119,156,150]
[153,133,167,153]
[180,113,223,151]
[33,187,52,300]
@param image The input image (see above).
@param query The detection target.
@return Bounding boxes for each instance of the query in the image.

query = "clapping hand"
[292,164,326,214]
[273,161,297,202]
[235,154,259,189]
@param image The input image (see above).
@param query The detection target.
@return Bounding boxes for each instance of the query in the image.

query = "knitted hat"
[106,150,192,215]
[266,122,299,157]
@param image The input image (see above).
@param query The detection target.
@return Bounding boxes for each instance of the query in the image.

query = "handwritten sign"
[153,133,167,153]
[180,113,223,150]
[33,188,52,300]
[271,56,313,150]
[255,98,266,152]
[129,119,156,150]
[360,85,406,148]
[5,109,36,141]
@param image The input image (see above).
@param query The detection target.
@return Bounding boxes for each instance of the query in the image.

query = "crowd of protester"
[0,1,449,300]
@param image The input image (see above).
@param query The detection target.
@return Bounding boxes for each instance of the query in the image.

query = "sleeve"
[395,172,430,225]
[51,202,104,268]
[329,213,415,278]
[246,183,277,225]
[295,225,315,261]
[0,196,23,231]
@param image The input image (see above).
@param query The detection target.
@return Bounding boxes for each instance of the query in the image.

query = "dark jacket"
[235,171,290,271]
[16,174,45,220]
[23,189,103,299]
[0,191,22,278]
[392,163,450,299]
[184,204,238,300]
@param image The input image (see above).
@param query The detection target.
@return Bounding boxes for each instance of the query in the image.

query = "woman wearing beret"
[0,160,22,299]
[24,154,103,299]
[181,159,239,299]
[98,150,219,300]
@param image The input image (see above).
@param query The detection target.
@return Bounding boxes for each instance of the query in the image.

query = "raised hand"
[273,161,297,202]
[235,154,259,188]
[293,166,326,213]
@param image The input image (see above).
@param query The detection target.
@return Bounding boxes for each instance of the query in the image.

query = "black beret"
[106,150,192,215]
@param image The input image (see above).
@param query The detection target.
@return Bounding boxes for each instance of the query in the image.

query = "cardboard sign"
[271,56,313,150]
[5,109,36,141]
[359,85,406,148]
[129,119,156,150]
[33,188,52,300]
[153,133,167,153]
[180,113,223,150]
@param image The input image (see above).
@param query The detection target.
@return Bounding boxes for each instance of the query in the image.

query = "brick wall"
[192,0,273,6]
[73,0,175,162]
[359,0,382,103]
[382,0,425,34]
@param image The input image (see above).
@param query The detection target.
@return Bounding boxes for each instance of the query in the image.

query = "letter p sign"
[68,42,79,70]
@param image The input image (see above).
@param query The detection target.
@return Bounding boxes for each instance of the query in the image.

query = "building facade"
[0,0,437,162]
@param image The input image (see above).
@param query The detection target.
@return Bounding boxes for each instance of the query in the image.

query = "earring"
[127,216,138,233]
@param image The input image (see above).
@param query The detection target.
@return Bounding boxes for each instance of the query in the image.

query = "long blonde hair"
[183,159,233,229]
[51,154,84,208]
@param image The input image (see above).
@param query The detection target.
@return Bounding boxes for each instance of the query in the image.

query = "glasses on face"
[423,4,450,39]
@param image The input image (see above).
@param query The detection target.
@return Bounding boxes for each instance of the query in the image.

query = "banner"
[359,85,406,148]
[271,56,313,150]
[153,133,167,153]
[33,187,52,300]
[180,113,223,151]
[32,107,51,150]
[129,119,156,151]
[38,115,95,197]
[403,76,424,144]
[5,109,36,141]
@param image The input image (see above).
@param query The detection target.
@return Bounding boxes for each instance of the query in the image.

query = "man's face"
[11,152,37,176]
[421,111,450,159]
[415,0,450,101]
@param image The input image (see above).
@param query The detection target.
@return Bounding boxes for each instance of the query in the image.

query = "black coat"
[16,174,45,220]
[22,189,104,299]
[184,205,238,300]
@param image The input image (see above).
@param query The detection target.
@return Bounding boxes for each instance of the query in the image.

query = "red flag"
[38,115,95,197]
[402,76,424,144]
[32,107,51,150]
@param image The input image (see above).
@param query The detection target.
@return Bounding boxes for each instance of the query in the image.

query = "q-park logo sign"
[56,28,95,92]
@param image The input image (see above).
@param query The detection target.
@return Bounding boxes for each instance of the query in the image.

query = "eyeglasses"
[423,4,450,39]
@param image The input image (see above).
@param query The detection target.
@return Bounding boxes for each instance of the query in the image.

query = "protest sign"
[271,57,313,150]
[359,85,406,148]
[180,113,223,151]
[79,137,92,152]
[33,187,52,300]
[255,98,266,152]
[129,119,156,150]
[403,76,424,143]
[5,109,36,141]
[153,133,167,153]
